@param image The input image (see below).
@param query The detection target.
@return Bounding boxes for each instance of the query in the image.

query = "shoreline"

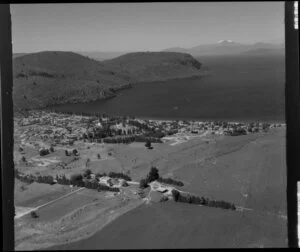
[24,108,285,125]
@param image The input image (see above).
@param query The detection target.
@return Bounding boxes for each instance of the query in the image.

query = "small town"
[15,109,284,152]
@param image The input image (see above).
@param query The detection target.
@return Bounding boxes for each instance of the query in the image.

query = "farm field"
[14,124,286,249]
[175,127,286,214]
[14,186,142,250]
[14,180,72,208]
[52,200,287,249]
[50,127,286,249]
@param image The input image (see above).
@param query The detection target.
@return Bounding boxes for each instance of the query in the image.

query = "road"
[15,187,85,219]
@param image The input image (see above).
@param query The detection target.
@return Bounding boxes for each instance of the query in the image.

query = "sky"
[11,2,285,53]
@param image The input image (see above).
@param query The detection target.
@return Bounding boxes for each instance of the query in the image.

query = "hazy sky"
[11,2,285,53]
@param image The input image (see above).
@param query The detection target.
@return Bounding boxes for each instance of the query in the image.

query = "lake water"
[53,55,285,122]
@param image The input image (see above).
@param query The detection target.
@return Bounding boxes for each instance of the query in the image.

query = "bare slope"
[102,52,204,83]
[13,51,134,110]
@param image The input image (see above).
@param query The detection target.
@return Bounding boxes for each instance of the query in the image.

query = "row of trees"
[15,169,120,193]
[171,189,236,210]
[69,173,120,192]
[157,177,184,187]
[107,172,132,181]
[15,169,36,184]
[102,135,162,145]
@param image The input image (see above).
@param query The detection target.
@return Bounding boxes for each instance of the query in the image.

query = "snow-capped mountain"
[163,40,284,56]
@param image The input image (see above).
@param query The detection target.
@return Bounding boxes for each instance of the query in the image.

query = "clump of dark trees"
[145,140,153,149]
[139,167,184,188]
[107,171,132,181]
[139,166,160,188]
[171,189,236,211]
[39,148,50,156]
[157,177,184,187]
[14,169,119,192]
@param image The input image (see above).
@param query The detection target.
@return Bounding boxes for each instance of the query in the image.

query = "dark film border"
[285,0,300,248]
[1,1,299,250]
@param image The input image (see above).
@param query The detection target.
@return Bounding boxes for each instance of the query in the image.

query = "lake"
[52,55,285,122]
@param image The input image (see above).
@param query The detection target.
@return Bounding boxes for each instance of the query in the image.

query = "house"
[99,176,113,187]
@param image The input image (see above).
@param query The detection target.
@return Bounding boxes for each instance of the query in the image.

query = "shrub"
[70,173,83,182]
[160,195,169,202]
[145,140,152,149]
[171,189,180,202]
[139,178,149,189]
[39,148,49,156]
[83,169,92,178]
[31,211,39,218]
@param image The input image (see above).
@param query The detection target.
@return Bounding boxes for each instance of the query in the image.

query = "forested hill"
[13,51,205,110]
[13,51,134,110]
[102,52,205,83]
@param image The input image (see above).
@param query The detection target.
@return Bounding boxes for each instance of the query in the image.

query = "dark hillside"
[102,52,205,83]
[13,51,134,110]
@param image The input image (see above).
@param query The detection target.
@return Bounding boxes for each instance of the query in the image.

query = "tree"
[31,211,39,218]
[86,158,91,169]
[83,169,92,178]
[172,189,180,202]
[39,148,49,156]
[139,179,149,189]
[145,140,152,149]
[70,174,83,183]
[72,149,78,156]
[147,167,159,182]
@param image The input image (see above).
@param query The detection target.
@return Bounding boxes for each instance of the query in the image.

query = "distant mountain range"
[162,40,285,56]
[13,40,284,61]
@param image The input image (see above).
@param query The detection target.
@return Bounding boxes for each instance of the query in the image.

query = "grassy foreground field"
[51,201,287,249]
[14,126,286,249]
[48,127,286,249]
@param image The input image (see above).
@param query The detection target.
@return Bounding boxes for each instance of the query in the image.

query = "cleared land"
[51,201,287,249]
[14,126,286,249]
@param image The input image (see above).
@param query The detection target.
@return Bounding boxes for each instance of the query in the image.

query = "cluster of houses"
[15,110,285,152]
[96,176,129,188]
